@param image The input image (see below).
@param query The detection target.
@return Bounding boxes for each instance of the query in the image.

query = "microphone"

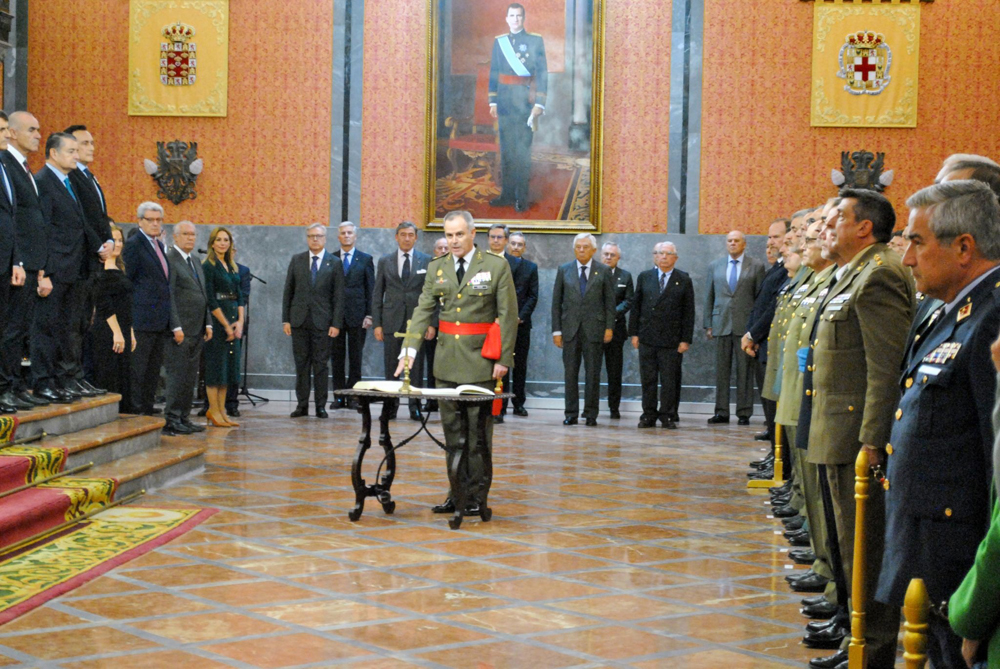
[197,248,207,254]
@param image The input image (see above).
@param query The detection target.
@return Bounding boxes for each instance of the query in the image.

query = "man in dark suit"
[65,124,113,396]
[123,202,172,415]
[34,133,104,403]
[703,230,766,425]
[282,224,344,418]
[741,217,794,442]
[372,221,432,421]
[0,112,51,409]
[487,223,523,423]
[600,242,633,419]
[506,231,538,417]
[0,112,24,413]
[331,221,374,409]
[629,241,694,430]
[163,221,211,435]
[552,233,616,426]
[875,180,1000,667]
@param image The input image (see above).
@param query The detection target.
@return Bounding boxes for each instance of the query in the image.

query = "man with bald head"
[163,221,211,435]
[629,242,694,429]
[704,230,765,424]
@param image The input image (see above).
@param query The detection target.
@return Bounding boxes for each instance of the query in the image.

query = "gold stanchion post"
[748,422,784,489]
[848,448,870,668]
[902,578,930,669]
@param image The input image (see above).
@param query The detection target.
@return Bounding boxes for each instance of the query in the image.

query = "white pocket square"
[417,269,427,274]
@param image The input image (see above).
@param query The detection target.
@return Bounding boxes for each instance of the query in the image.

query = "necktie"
[152,238,168,278]
[311,255,318,284]
[660,272,667,293]
[402,252,411,281]
[87,170,106,212]
[579,265,588,296]
[0,163,11,206]
[728,259,738,292]
[343,252,351,275]
[456,257,466,283]
[63,176,77,201]
[187,256,202,289]
[22,160,36,195]
[20,159,29,175]
[915,306,945,342]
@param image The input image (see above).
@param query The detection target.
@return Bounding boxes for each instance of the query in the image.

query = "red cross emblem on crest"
[837,31,891,96]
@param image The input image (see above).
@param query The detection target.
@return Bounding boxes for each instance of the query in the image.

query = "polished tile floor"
[0,403,868,668]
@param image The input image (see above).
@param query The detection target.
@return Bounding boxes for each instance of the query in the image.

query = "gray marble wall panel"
[149,224,766,404]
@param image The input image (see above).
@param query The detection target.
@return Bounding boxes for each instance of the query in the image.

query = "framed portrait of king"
[425,0,605,232]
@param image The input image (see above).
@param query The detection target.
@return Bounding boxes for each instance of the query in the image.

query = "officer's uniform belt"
[498,74,532,86]
[438,321,492,336]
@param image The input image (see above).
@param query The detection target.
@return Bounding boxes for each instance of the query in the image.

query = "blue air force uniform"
[875,267,1000,609]
[488,30,548,206]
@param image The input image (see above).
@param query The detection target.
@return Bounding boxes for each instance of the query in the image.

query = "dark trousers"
[755,358,776,440]
[927,613,966,669]
[292,325,332,409]
[56,280,89,385]
[672,356,683,419]
[332,324,366,396]
[438,379,493,500]
[382,332,424,414]
[714,333,754,418]
[425,337,437,388]
[638,344,681,422]
[0,275,9,391]
[510,325,531,410]
[562,335,602,419]
[132,330,169,413]
[603,326,628,412]
[1,274,36,393]
[32,281,78,391]
[164,332,204,423]
[497,108,534,203]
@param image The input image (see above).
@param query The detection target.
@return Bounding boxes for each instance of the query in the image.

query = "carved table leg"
[477,404,494,522]
[348,399,374,521]
[448,404,471,530]
[376,405,396,514]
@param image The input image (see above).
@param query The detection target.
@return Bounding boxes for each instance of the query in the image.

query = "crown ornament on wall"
[162,22,195,43]
[847,31,885,49]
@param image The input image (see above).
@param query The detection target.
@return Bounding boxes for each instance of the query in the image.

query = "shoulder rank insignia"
[957,302,972,322]
[923,341,962,365]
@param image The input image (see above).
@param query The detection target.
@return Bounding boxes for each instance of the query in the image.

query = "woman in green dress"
[202,227,244,427]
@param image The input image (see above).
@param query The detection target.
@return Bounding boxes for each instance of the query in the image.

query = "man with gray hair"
[874,180,1000,667]
[331,221,374,409]
[600,242,633,419]
[163,221,211,434]
[552,232,616,426]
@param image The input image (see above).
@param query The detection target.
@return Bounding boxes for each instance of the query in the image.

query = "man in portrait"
[488,2,548,213]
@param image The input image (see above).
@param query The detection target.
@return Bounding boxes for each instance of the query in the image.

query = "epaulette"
[487,250,504,257]
[874,253,883,266]
[527,32,543,37]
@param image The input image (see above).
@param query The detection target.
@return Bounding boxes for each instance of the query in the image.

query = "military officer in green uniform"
[488,3,548,212]
[801,189,914,667]
[396,211,518,516]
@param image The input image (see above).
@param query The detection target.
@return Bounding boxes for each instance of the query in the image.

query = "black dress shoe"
[59,385,81,399]
[803,623,848,649]
[706,414,730,424]
[0,403,15,414]
[489,196,513,207]
[750,454,775,467]
[432,498,455,514]
[661,419,677,430]
[738,416,751,425]
[513,406,528,417]
[790,548,816,563]
[770,480,792,494]
[35,387,71,404]
[801,594,828,607]
[788,532,812,547]
[18,390,49,406]
[802,599,839,619]
[754,430,773,441]
[71,380,99,397]
[773,504,799,518]
[610,409,621,419]
[585,417,597,426]
[809,649,848,669]
[785,568,816,584]
[669,413,680,422]
[790,573,829,593]
[182,419,206,433]
[1,391,33,410]
[771,493,792,506]
[290,406,308,418]
[493,414,504,424]
[514,199,527,212]
[637,418,656,428]
[781,512,803,527]
[563,417,578,425]
[165,420,195,435]
[316,407,329,418]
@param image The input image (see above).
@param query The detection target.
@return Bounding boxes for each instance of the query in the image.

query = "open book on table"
[351,380,494,397]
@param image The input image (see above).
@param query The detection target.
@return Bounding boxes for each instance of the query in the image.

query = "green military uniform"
[777,264,837,601]
[404,247,518,503]
[805,242,914,664]
[761,265,813,514]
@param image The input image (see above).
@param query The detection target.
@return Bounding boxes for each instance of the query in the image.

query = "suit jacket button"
[895,408,902,420]
[455,321,461,326]
[456,307,461,312]
[848,406,854,411]
[456,294,462,299]
[905,378,913,388]
[455,334,460,340]
[806,390,811,396]
[945,508,953,517]
[886,444,893,455]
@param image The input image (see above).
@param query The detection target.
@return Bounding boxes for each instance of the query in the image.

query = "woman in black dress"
[92,224,136,413]
[202,226,244,427]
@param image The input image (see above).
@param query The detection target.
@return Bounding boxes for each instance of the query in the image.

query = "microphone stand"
[237,274,269,407]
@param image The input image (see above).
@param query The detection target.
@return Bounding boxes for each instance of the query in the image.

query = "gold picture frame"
[425,0,605,233]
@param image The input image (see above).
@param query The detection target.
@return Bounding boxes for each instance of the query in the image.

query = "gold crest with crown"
[159,22,197,87]
[836,30,891,96]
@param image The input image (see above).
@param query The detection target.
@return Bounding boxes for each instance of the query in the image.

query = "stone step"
[13,394,122,440]
[88,440,206,499]
[54,416,166,469]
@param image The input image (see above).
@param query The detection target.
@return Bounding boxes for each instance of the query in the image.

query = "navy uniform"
[876,267,1000,666]
[488,30,547,208]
